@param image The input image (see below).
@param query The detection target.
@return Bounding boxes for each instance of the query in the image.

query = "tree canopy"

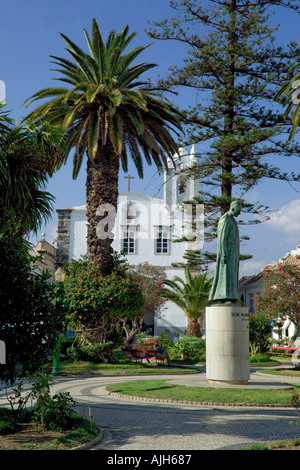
[0,104,62,237]
[147,0,300,268]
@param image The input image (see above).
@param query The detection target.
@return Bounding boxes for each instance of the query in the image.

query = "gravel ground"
[45,372,300,451]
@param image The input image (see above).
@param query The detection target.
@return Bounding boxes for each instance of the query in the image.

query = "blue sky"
[1,0,300,275]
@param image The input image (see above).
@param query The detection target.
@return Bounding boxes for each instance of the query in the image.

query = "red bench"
[122,340,170,365]
[270,346,300,356]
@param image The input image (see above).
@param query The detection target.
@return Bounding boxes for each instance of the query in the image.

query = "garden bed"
[0,422,77,450]
[0,409,99,450]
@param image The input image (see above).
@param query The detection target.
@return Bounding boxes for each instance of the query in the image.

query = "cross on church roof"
[124,174,135,192]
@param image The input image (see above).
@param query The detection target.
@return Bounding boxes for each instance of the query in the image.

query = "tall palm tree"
[24,19,182,275]
[163,268,213,338]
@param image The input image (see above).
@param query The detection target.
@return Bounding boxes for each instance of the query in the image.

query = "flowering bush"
[131,262,166,308]
[255,264,300,342]
[61,258,144,357]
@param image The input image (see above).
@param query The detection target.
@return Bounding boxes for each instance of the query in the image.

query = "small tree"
[162,268,213,337]
[61,258,144,360]
[255,264,300,343]
[0,236,62,384]
[125,262,166,341]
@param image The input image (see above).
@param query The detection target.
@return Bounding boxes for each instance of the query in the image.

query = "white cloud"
[240,259,272,276]
[266,199,300,234]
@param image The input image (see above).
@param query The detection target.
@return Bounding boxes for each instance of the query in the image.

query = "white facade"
[56,147,202,338]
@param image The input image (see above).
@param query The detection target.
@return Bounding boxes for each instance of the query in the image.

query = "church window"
[155,228,169,254]
[122,230,136,254]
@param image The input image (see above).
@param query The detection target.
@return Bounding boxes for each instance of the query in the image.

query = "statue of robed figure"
[209,200,242,302]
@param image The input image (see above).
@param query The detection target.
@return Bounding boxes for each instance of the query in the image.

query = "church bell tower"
[163,146,199,209]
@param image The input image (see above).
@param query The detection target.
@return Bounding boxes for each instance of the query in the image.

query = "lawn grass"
[106,379,300,406]
[58,359,197,376]
[258,367,300,378]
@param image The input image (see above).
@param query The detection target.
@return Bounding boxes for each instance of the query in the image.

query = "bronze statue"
[209,200,242,302]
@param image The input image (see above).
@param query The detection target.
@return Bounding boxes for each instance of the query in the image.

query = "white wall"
[69,209,88,261]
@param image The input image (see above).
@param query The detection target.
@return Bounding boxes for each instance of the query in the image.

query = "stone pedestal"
[205,304,250,384]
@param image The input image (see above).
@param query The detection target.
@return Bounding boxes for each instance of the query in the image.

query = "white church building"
[55,147,203,339]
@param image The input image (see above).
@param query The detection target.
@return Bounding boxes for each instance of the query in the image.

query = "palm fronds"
[163,268,213,321]
[23,18,182,176]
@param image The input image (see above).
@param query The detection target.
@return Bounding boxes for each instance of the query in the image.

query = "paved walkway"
[1,366,300,450]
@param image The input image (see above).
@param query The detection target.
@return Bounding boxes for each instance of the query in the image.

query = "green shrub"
[33,392,77,431]
[66,338,121,363]
[249,313,272,354]
[250,353,271,364]
[169,336,206,362]
[0,418,16,435]
[0,407,31,435]
[31,372,78,431]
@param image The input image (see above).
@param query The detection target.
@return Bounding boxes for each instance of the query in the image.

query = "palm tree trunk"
[86,143,119,275]
[187,319,202,338]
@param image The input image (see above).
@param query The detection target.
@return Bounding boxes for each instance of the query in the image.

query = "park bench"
[122,339,170,365]
[270,346,300,356]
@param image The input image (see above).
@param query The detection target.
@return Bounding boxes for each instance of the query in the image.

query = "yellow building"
[30,233,57,283]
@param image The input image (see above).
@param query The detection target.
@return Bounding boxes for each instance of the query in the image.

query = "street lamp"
[55,267,65,283]
[52,267,65,375]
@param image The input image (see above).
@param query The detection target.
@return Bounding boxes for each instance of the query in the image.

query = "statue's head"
[229,200,242,216]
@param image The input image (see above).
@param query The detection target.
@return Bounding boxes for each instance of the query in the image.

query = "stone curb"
[70,430,106,450]
[107,391,293,408]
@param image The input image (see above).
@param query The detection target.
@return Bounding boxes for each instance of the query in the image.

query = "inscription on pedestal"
[205,304,250,384]
[231,312,249,322]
